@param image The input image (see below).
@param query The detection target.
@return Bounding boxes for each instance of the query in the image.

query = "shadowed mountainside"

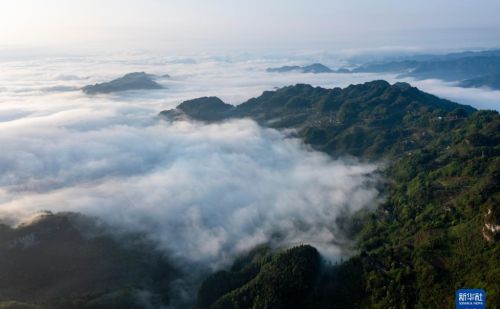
[0,212,179,309]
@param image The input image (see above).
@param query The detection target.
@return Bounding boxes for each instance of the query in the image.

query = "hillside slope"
[0,212,179,308]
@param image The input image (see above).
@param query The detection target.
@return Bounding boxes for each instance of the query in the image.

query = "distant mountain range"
[82,72,167,94]
[459,73,500,90]
[266,63,333,73]
[264,50,500,89]
[340,49,500,90]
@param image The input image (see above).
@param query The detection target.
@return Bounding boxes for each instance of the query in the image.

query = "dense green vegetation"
[202,245,321,309]
[197,246,367,309]
[358,110,499,308]
[163,81,499,308]
[167,80,474,159]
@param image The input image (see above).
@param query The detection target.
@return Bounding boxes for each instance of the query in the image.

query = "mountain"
[401,49,500,62]
[344,49,500,66]
[0,212,179,308]
[162,80,474,158]
[342,49,500,89]
[161,81,500,308]
[196,245,368,309]
[161,96,234,122]
[459,73,500,90]
[400,56,500,81]
[266,63,333,74]
[349,56,500,81]
[82,72,164,94]
[347,60,418,73]
[266,65,302,73]
[197,245,322,309]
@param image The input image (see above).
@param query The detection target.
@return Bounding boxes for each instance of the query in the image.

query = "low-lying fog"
[0,52,498,302]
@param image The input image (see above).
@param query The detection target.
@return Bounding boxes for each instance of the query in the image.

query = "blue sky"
[2,0,500,52]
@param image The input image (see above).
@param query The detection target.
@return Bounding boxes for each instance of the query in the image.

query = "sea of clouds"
[1,51,499,257]
[0,52,389,264]
[0,51,499,305]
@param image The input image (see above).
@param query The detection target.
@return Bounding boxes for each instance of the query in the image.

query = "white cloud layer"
[0,52,498,274]
[0,54,388,269]
[0,112,380,265]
